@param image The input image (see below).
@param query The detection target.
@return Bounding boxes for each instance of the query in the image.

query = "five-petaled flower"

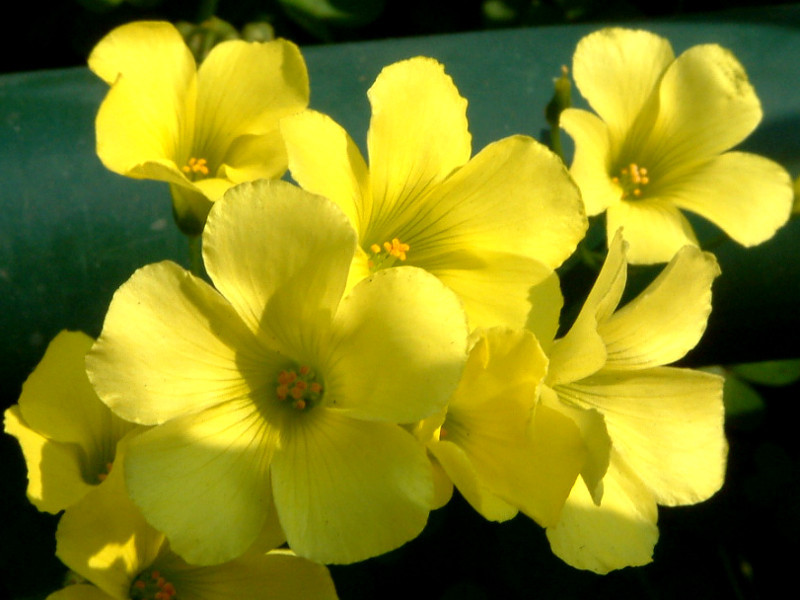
[48,436,337,600]
[3,330,141,514]
[86,179,469,566]
[562,27,793,263]
[541,232,726,572]
[281,56,587,330]
[89,21,309,234]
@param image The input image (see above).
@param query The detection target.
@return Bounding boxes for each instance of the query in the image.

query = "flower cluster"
[4,19,793,599]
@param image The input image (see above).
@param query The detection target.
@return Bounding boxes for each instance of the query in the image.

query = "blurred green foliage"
[5,0,800,73]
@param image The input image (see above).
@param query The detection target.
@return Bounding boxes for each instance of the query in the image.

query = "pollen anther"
[129,568,177,600]
[368,237,410,271]
[613,162,650,199]
[275,366,323,411]
[182,157,210,178]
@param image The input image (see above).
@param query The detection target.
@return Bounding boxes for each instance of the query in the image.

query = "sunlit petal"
[366,57,471,234]
[272,411,432,563]
[204,180,355,348]
[546,452,658,573]
[87,262,265,425]
[571,28,674,141]
[124,400,278,565]
[326,267,468,423]
[607,200,698,265]
[564,367,726,505]
[667,152,793,246]
[600,245,719,369]
[281,109,370,232]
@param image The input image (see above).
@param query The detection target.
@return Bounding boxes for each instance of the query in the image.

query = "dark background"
[2,2,799,599]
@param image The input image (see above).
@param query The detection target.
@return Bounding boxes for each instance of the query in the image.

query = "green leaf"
[731,358,800,386]
[278,0,385,25]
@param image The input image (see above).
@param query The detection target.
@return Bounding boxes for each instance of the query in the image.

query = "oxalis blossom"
[48,436,336,600]
[86,179,469,566]
[3,330,141,514]
[89,21,309,235]
[280,56,587,330]
[541,231,726,572]
[562,27,792,264]
[416,327,586,528]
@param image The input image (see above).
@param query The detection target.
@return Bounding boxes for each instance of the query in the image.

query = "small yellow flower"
[542,232,726,572]
[89,21,309,234]
[420,327,586,528]
[562,28,793,263]
[86,179,469,565]
[281,56,587,329]
[3,330,140,513]
[48,437,335,600]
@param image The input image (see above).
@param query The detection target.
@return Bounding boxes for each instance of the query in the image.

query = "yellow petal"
[546,232,627,386]
[565,367,727,506]
[55,435,165,598]
[436,329,584,526]
[429,453,455,510]
[272,410,433,564]
[94,73,194,182]
[571,28,674,142]
[432,329,541,521]
[204,180,355,342]
[88,21,193,86]
[542,385,611,504]
[7,331,139,512]
[86,262,264,425]
[218,130,290,184]
[429,440,518,522]
[194,38,308,167]
[167,549,338,600]
[560,108,621,215]
[124,400,277,565]
[17,331,109,443]
[434,250,556,330]
[600,245,720,369]
[525,402,587,526]
[606,199,698,264]
[366,57,471,233]
[47,585,114,600]
[327,267,468,424]
[642,43,762,170]
[281,109,370,233]
[667,152,793,246]
[399,135,586,273]
[90,22,196,179]
[546,453,658,573]
[4,406,92,513]
[524,271,564,354]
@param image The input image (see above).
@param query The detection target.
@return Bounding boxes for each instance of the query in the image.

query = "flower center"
[276,365,323,411]
[611,162,650,199]
[130,569,177,600]
[367,238,410,271]
[181,157,210,180]
[96,461,114,484]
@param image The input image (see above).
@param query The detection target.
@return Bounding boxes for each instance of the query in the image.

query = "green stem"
[188,234,204,278]
[549,127,564,162]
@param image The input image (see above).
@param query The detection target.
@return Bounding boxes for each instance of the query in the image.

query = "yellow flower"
[86,179,469,566]
[420,327,586,528]
[280,56,587,329]
[562,27,793,264]
[542,232,726,572]
[3,330,141,514]
[48,437,335,600]
[89,21,309,234]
